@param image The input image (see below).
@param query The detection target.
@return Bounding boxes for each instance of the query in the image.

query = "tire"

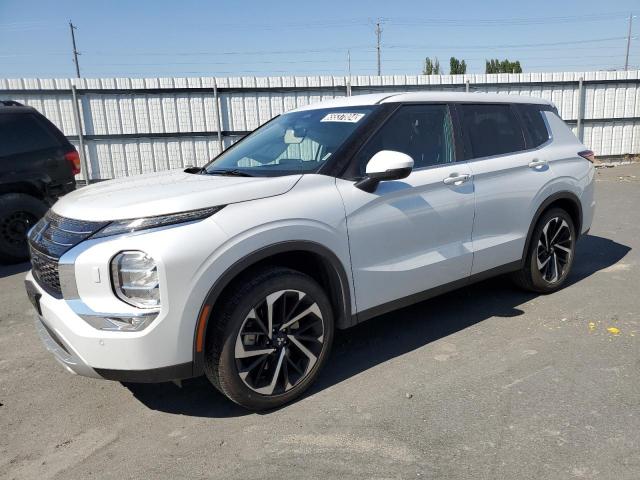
[512,207,576,293]
[204,266,335,410]
[0,193,48,264]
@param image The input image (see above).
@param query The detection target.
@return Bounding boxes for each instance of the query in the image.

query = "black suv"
[0,100,79,263]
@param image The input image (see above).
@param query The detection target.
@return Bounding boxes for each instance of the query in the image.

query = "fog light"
[102,315,155,331]
[111,251,160,308]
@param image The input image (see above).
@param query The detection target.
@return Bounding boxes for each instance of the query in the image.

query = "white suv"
[25,92,595,410]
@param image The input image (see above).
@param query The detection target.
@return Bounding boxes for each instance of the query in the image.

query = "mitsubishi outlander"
[25,92,596,410]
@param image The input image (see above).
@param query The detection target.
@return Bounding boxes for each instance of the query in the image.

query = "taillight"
[64,150,81,175]
[578,150,595,163]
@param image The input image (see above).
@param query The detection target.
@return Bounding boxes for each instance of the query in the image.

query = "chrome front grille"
[28,211,108,297]
[30,248,61,296]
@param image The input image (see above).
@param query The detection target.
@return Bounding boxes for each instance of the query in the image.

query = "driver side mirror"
[355,150,414,192]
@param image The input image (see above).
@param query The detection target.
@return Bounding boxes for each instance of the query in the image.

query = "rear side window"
[459,104,525,158]
[0,113,61,157]
[517,105,550,148]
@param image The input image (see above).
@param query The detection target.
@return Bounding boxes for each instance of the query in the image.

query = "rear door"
[336,103,475,317]
[0,112,74,190]
[457,103,554,275]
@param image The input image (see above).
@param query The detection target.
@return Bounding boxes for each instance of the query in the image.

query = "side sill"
[95,362,195,383]
[353,260,521,324]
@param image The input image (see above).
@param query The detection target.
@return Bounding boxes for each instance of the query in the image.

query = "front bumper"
[25,210,231,383]
[34,310,101,379]
[26,274,194,383]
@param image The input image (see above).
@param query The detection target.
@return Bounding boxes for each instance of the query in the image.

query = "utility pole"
[346,50,352,96]
[624,13,633,71]
[69,20,81,78]
[375,20,382,76]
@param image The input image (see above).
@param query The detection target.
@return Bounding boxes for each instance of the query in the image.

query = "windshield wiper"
[205,169,254,177]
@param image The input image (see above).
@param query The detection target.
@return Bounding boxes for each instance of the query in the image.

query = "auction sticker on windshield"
[320,112,365,123]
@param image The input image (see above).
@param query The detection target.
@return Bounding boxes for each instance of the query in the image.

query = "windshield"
[204,106,375,176]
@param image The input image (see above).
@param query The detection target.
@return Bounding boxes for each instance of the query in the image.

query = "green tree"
[485,58,523,73]
[423,57,441,75]
[449,57,467,75]
[423,57,434,75]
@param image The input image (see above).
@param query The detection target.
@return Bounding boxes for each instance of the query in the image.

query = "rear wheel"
[512,208,576,293]
[0,193,48,264]
[204,267,334,410]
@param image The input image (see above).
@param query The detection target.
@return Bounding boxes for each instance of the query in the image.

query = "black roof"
[0,100,37,114]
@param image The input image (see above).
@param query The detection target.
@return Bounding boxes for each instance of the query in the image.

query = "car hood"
[53,169,302,221]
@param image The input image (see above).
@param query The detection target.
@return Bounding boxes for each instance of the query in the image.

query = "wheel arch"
[0,181,46,200]
[521,191,583,268]
[191,240,352,376]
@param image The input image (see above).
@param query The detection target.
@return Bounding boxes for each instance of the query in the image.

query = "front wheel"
[512,208,576,293]
[204,267,334,410]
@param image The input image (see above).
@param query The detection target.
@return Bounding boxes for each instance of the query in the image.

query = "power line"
[3,43,633,61]
[386,12,630,26]
[88,46,376,57]
[385,36,630,51]
[1,13,638,78]
[1,12,621,33]
[38,34,628,59]
[7,52,638,68]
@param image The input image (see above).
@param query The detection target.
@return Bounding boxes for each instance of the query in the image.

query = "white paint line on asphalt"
[501,365,553,390]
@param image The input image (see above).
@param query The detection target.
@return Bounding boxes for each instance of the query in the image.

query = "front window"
[204,106,375,176]
[353,104,455,176]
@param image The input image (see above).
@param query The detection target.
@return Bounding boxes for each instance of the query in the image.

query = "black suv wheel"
[204,267,334,410]
[512,207,576,293]
[0,193,48,263]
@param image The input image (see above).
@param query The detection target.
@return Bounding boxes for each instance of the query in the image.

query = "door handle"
[528,159,548,169]
[443,173,471,185]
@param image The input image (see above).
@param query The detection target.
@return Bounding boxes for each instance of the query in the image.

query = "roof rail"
[0,100,24,107]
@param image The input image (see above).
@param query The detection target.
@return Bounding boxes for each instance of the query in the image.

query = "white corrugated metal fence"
[1,70,639,181]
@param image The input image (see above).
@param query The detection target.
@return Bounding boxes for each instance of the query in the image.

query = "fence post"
[213,79,224,153]
[576,77,585,142]
[465,79,470,92]
[70,84,90,184]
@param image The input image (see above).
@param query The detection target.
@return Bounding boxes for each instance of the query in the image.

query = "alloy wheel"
[536,216,573,283]
[234,289,325,395]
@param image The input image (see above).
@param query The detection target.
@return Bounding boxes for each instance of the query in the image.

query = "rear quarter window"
[0,113,62,157]
[517,104,551,148]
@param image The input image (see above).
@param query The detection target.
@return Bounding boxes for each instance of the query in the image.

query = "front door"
[336,104,475,317]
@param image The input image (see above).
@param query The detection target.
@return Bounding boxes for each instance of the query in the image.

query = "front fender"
[181,174,353,375]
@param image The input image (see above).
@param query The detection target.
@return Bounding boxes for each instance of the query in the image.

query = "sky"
[0,0,638,79]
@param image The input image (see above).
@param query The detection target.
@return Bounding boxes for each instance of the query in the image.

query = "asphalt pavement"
[1,164,639,480]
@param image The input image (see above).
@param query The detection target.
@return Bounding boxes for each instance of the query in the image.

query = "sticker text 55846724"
[320,112,365,123]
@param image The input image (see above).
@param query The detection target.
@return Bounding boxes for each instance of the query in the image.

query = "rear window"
[459,104,525,158]
[0,113,61,157]
[517,105,550,148]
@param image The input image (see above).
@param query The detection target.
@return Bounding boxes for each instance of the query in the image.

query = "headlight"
[93,206,224,239]
[111,251,160,309]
